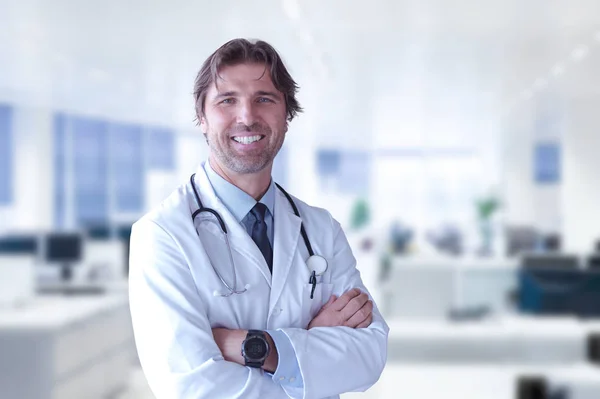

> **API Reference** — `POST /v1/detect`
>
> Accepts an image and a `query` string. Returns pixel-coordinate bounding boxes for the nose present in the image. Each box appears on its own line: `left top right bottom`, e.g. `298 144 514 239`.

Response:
236 99 257 126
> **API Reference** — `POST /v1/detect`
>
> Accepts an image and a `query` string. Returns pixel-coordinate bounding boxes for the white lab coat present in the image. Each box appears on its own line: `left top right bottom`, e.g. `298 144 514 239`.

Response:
128 164 389 399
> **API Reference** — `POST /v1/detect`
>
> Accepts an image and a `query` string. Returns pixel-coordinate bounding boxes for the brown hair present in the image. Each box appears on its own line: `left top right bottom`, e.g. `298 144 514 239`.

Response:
193 38 303 124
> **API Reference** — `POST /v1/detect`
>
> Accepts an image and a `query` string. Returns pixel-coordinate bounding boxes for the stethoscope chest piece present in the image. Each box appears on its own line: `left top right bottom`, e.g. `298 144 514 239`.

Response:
307 255 328 276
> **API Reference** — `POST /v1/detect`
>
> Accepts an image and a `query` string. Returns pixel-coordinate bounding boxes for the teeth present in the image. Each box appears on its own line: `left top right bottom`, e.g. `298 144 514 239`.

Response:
233 135 262 144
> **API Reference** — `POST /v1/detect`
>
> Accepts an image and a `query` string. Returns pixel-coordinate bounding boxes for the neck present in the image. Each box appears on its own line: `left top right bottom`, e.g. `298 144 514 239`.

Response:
208 156 272 200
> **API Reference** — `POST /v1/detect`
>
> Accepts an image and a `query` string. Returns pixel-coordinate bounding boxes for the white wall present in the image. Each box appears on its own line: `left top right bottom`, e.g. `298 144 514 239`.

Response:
562 96 600 253
502 92 563 235
0 106 54 232
144 131 207 213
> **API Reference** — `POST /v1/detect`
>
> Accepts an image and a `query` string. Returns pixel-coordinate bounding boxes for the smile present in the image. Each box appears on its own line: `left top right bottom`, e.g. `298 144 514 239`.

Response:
232 135 264 144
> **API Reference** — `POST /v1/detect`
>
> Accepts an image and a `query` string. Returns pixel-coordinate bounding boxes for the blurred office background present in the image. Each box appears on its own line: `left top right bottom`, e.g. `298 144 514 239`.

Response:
1 0 600 398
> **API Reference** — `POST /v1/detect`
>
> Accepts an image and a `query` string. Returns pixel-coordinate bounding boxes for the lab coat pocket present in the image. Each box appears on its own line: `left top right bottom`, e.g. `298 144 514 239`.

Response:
301 283 334 326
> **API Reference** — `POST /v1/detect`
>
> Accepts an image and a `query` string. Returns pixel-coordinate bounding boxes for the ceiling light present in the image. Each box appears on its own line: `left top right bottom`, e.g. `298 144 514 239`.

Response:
571 45 589 61
551 63 565 77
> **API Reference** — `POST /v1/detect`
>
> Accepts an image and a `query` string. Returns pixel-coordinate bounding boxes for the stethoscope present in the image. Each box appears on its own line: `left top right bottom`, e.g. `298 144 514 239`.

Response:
190 174 328 298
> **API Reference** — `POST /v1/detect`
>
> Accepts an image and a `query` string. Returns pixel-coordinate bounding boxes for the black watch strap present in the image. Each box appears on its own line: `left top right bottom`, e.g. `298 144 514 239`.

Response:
245 360 262 368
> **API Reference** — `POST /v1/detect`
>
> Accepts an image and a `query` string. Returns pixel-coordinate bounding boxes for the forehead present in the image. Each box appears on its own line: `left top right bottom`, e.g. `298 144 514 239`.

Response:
210 62 280 94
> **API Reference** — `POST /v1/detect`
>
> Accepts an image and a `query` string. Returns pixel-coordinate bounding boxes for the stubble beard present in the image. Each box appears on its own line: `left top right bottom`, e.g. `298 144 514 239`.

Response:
207 123 285 175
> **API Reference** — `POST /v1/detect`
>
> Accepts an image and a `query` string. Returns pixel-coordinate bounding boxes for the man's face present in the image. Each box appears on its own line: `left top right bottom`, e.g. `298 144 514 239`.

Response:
200 62 288 175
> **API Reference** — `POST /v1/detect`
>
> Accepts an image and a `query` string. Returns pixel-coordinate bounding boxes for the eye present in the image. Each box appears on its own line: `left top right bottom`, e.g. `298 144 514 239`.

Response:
257 97 274 103
220 98 234 105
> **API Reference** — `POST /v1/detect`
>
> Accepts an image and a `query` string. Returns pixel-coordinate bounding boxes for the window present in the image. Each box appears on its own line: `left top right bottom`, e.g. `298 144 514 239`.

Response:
317 149 371 196
146 127 175 170
109 122 144 212
0 104 13 205
53 113 179 228
72 116 109 226
534 142 560 184
53 113 67 227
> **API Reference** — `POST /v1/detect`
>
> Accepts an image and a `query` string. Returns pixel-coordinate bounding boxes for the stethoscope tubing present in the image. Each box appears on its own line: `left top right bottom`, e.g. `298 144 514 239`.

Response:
190 173 321 297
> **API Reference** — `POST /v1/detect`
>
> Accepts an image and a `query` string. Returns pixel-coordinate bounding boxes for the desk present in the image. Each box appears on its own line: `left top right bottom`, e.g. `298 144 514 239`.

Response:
0 294 134 399
388 315 600 365
382 256 518 319
0 255 35 307
352 363 600 399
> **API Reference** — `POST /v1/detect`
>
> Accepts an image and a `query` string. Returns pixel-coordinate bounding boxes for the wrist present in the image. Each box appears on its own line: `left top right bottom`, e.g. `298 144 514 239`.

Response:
262 331 278 373
227 329 248 365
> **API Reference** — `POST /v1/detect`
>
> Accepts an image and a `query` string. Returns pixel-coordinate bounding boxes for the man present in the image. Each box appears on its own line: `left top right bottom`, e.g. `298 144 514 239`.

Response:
129 38 389 399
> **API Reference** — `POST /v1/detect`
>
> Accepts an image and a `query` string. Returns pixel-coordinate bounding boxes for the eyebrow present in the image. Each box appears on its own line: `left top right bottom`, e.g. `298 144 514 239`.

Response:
213 90 282 100
214 91 238 100
255 90 282 100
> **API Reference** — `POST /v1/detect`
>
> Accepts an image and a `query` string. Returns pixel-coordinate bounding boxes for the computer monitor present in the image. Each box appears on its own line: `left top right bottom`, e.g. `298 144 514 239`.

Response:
542 233 561 252
589 255 600 270
45 233 83 282
116 225 133 276
518 267 600 318
0 235 39 255
85 225 112 241
505 226 539 257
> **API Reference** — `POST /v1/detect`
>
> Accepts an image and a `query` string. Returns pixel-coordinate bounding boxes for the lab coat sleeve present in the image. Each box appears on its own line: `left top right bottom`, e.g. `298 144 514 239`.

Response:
128 218 289 399
278 216 390 399
266 329 303 388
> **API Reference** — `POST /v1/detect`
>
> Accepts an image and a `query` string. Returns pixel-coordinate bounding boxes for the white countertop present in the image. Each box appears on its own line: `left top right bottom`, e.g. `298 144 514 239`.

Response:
371 363 600 399
390 256 519 270
388 314 600 338
0 293 128 330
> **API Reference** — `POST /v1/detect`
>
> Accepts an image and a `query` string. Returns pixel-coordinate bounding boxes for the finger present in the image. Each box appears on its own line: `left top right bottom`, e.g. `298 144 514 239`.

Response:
315 295 337 316
340 293 369 321
321 295 337 311
344 300 373 328
330 288 361 311
356 313 373 329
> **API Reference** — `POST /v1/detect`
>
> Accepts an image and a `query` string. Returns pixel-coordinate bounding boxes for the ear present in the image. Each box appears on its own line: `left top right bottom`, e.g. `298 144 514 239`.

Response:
199 115 208 134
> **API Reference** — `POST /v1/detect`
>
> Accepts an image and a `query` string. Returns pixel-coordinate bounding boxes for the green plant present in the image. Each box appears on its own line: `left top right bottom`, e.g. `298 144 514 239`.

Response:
476 196 500 221
350 198 370 230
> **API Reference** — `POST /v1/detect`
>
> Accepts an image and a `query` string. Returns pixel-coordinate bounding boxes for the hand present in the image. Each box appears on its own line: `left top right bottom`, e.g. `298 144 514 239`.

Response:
308 288 373 329
212 328 246 365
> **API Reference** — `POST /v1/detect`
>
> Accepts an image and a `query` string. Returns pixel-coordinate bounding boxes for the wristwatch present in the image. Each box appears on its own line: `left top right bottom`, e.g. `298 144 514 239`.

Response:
241 330 270 368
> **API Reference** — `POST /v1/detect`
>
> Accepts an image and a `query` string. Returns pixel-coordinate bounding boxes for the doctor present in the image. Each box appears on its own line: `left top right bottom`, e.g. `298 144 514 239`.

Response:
128 38 389 399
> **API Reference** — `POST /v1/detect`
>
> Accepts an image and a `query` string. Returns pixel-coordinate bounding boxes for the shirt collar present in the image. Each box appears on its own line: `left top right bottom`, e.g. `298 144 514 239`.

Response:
203 160 275 223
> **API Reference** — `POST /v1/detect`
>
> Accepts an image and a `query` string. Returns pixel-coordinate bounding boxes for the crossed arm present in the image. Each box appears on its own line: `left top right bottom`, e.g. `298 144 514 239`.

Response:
212 288 374 372
130 218 388 399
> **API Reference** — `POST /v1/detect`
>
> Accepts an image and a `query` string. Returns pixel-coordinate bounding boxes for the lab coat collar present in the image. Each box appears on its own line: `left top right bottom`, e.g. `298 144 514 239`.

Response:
192 163 272 286
268 187 302 316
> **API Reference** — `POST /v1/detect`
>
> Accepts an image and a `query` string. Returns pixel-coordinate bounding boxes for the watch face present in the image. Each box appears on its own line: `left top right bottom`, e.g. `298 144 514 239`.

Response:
243 337 268 360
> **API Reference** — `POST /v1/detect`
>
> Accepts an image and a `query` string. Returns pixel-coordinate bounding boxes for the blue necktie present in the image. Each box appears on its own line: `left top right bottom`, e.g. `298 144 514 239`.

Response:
249 203 273 272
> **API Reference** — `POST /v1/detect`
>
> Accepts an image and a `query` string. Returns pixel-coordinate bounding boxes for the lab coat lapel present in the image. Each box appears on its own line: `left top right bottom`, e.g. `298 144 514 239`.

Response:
269 190 301 314
192 165 272 287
